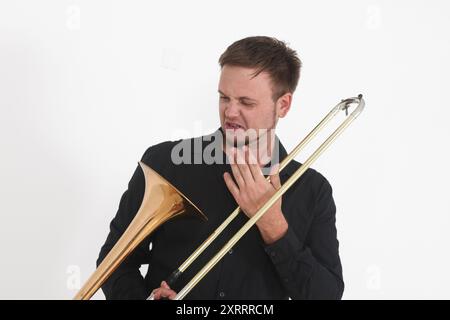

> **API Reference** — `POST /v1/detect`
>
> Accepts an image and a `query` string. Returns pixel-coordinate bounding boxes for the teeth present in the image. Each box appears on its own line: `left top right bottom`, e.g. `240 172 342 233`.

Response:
228 123 242 129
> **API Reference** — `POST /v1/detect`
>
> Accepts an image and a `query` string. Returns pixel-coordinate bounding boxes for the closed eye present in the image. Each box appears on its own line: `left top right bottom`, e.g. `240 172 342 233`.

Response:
219 95 255 107
240 100 255 107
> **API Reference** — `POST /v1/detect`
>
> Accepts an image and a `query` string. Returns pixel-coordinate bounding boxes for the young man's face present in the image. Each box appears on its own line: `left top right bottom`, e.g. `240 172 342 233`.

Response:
218 65 292 149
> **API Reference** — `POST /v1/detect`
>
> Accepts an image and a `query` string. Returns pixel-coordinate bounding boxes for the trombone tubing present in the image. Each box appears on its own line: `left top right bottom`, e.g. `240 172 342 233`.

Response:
174 95 364 300
148 95 363 300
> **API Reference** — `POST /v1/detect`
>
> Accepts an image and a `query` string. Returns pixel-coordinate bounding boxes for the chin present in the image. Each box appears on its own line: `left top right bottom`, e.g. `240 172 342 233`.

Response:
223 132 247 148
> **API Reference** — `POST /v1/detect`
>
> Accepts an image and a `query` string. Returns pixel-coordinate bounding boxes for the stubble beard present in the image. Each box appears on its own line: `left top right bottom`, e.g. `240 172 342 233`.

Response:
222 106 278 164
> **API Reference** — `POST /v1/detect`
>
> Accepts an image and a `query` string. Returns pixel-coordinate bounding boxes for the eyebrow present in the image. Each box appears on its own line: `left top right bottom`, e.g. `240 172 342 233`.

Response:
218 90 258 102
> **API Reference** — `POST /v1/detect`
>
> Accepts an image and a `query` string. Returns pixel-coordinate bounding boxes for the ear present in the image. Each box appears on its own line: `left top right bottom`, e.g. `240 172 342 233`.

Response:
276 92 293 118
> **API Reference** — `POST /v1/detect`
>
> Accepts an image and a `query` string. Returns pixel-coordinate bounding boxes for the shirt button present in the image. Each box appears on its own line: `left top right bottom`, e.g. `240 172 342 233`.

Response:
219 291 225 298
228 249 233 255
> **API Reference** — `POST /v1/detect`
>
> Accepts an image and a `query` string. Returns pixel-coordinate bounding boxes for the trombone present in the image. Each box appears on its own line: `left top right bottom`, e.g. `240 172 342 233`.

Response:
74 94 365 300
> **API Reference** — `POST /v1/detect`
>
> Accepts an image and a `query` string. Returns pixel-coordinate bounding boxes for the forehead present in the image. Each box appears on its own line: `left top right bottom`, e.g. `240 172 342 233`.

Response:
218 65 273 99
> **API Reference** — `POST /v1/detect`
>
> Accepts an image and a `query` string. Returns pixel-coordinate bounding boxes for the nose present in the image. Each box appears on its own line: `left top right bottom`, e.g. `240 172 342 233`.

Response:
224 100 240 119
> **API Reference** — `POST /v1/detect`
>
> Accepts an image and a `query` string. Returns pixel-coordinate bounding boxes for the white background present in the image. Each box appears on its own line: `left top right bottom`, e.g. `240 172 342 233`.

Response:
0 0 449 299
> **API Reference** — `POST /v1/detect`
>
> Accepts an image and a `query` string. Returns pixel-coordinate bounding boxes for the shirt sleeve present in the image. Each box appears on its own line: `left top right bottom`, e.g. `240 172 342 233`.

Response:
96 151 154 300
263 177 344 300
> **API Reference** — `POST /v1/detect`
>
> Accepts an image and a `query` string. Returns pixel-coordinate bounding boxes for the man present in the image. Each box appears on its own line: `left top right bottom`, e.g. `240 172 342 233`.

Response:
97 36 344 300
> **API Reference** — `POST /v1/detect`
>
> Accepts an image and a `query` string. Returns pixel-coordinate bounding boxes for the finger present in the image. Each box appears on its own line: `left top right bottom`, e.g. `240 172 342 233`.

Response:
161 281 170 289
269 164 281 190
235 146 254 184
225 145 236 165
153 289 161 300
163 288 177 300
247 147 265 182
158 288 177 299
168 290 177 300
224 172 240 200
230 149 245 188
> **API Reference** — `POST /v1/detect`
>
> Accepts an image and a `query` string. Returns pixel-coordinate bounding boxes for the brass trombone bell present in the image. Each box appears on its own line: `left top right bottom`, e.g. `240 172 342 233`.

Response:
73 162 206 300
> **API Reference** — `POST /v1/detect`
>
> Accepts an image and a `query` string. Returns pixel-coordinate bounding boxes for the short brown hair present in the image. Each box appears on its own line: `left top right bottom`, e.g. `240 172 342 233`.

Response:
219 36 302 101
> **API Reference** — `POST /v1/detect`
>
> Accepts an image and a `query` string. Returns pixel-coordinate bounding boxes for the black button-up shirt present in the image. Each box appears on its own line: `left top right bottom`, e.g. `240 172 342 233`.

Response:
97 130 344 300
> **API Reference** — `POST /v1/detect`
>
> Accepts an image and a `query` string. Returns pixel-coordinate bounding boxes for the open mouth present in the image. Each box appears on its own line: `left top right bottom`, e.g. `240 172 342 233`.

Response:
224 121 245 130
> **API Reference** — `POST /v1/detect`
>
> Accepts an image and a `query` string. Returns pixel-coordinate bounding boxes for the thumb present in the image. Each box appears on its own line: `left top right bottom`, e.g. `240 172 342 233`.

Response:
161 281 170 289
269 164 281 190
